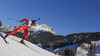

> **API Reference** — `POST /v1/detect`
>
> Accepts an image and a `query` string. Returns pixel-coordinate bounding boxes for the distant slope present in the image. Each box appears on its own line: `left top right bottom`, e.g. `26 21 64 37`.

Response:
0 33 57 56
76 41 100 56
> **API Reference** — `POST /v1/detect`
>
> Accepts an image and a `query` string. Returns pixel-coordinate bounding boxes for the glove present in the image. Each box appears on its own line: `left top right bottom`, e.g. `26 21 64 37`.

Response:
20 20 23 22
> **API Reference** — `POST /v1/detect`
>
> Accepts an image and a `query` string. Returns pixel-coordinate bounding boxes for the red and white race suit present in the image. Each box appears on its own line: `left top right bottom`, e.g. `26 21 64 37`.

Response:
8 19 36 41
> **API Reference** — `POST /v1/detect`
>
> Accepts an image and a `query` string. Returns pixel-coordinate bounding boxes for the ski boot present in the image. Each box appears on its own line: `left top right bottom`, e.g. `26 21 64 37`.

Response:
4 34 9 38
20 40 25 45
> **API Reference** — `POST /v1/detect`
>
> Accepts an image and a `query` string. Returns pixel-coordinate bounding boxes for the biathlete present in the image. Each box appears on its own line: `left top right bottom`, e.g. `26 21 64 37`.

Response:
4 18 40 44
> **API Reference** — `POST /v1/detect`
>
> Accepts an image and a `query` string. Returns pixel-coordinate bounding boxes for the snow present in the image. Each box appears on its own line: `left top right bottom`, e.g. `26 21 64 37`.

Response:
30 24 58 35
54 44 78 52
45 47 54 51
91 41 100 54
76 47 88 56
0 33 57 56
95 54 100 56
76 41 100 56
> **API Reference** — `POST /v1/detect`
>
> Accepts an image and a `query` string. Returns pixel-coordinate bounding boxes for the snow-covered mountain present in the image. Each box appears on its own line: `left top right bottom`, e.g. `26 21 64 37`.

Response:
1 24 58 35
75 41 100 56
52 41 100 56
0 33 57 56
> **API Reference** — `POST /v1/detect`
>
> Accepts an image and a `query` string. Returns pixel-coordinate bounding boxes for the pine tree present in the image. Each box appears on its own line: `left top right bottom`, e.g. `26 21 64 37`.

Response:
0 20 2 32
87 43 96 56
0 20 2 27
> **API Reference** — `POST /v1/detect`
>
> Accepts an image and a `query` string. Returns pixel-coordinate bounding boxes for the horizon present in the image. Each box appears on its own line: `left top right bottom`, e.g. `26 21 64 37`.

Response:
0 0 100 36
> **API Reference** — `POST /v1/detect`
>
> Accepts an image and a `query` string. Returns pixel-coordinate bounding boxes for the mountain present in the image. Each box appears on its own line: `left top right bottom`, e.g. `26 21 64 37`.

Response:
1 24 58 35
0 33 57 56
51 32 100 56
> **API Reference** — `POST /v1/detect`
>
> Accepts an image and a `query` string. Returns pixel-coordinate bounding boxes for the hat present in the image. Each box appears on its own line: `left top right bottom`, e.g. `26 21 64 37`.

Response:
32 20 37 24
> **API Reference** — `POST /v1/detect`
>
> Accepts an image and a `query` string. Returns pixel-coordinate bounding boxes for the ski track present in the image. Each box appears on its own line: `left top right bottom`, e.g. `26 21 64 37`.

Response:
0 33 57 56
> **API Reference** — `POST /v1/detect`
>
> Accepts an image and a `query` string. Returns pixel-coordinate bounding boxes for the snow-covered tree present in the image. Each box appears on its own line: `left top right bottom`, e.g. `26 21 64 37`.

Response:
87 43 96 56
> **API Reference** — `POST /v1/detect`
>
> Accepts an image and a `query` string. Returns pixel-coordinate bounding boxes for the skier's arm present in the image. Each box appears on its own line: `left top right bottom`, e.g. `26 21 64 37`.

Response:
21 19 29 22
20 19 29 25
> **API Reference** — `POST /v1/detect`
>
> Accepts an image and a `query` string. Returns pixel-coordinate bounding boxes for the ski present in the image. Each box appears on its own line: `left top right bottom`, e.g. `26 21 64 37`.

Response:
20 42 31 48
10 38 32 48
2 37 9 44
0 33 9 44
10 38 40 53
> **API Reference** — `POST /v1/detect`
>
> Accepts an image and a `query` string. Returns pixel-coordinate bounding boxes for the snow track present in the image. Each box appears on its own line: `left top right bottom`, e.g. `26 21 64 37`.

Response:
0 33 57 56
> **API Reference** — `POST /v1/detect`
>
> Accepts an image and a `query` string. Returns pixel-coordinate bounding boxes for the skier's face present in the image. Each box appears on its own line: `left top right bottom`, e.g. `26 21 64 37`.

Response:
32 21 37 24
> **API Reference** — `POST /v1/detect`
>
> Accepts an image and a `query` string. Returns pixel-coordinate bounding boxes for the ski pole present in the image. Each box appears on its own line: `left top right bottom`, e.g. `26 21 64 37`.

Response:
37 18 40 20
35 18 40 21
5 17 40 22
5 17 20 22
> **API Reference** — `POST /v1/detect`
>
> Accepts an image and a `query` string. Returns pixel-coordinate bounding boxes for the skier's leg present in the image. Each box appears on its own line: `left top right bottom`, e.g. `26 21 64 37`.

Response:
5 25 25 38
21 28 30 42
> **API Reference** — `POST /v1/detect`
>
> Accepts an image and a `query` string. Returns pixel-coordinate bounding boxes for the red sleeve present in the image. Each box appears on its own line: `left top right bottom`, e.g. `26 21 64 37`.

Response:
22 19 29 22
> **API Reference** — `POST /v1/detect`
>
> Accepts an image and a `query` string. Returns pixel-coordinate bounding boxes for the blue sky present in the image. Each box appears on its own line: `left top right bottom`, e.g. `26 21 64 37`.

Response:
0 0 100 36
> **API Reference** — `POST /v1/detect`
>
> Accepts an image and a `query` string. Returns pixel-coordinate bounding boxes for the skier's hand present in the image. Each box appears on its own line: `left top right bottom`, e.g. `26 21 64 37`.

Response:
20 20 23 22
38 18 40 20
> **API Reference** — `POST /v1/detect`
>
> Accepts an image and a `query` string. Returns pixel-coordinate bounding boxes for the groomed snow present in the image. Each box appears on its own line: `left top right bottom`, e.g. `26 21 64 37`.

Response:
0 33 57 56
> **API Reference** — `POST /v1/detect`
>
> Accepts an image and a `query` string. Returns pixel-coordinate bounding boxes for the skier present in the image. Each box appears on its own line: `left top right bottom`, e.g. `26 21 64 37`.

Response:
4 18 40 44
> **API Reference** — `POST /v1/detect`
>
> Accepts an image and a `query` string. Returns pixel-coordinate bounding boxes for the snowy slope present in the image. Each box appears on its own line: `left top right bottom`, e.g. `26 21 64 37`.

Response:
0 33 57 56
54 44 77 52
75 43 90 56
